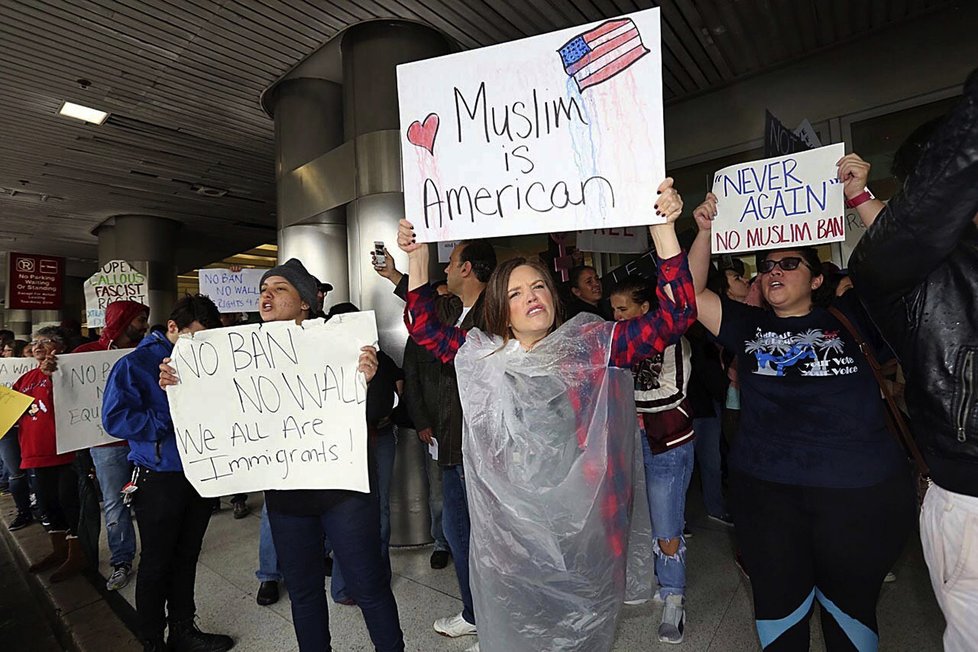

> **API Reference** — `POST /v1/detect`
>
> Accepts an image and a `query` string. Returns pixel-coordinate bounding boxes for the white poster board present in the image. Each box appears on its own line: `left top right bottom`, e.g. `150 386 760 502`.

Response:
198 268 265 313
165 314 379 497
398 8 665 243
84 260 147 328
53 349 129 453
576 226 649 253
710 143 846 254
0 358 36 389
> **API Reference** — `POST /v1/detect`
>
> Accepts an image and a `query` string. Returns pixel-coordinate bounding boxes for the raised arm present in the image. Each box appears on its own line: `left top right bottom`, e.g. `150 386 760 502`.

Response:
837 153 886 229
687 193 723 336
610 178 698 368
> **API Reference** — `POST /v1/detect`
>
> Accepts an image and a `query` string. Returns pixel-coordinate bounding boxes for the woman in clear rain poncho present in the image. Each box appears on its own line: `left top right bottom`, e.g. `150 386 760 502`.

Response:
397 178 697 652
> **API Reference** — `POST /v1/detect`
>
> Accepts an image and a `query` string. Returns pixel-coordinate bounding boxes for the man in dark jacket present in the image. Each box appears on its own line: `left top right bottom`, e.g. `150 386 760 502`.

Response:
848 70 978 650
102 294 233 652
373 240 495 645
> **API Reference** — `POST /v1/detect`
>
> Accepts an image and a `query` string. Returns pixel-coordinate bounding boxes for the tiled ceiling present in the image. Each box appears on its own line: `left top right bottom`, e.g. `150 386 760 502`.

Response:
0 0 957 288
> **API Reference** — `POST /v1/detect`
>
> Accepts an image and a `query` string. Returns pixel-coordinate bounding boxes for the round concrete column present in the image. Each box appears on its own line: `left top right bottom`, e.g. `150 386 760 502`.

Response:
5 309 32 340
278 223 349 307
109 216 181 327
341 21 453 547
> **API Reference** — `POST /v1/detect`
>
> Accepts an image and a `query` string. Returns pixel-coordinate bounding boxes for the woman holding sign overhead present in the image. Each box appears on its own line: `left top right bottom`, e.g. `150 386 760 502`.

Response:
161 258 404 652
398 177 695 652
687 191 914 651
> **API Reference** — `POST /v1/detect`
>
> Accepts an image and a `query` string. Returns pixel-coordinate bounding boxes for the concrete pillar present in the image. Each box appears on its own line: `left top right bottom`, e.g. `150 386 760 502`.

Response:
5 309 31 340
98 216 181 327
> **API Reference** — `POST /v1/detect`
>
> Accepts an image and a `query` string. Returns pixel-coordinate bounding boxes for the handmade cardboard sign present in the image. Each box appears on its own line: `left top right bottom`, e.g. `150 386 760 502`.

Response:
398 8 665 243
84 260 147 328
0 387 33 440
53 350 129 453
0 358 35 389
165 313 379 497
710 143 846 254
198 268 265 313
577 226 649 253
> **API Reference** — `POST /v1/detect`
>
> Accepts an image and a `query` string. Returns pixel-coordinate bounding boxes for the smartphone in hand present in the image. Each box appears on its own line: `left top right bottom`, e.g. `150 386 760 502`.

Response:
372 241 386 269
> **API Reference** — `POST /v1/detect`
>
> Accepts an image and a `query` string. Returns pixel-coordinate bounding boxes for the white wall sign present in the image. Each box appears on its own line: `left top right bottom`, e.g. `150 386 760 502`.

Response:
84 260 147 328
710 143 846 254
0 358 35 389
198 268 265 313
398 9 665 243
165 313 379 497
576 226 648 253
53 349 129 453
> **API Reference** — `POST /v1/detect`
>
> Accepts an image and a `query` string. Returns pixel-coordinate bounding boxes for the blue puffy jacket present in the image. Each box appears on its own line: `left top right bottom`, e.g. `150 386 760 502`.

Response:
102 330 184 472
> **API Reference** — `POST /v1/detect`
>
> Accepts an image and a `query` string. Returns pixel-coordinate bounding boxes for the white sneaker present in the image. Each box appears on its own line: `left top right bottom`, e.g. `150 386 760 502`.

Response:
433 613 477 637
106 563 131 591
884 571 897 583
464 642 480 652
658 594 685 644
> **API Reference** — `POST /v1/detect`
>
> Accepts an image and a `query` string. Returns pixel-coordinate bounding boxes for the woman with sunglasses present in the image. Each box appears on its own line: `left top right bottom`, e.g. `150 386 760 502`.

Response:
688 192 915 652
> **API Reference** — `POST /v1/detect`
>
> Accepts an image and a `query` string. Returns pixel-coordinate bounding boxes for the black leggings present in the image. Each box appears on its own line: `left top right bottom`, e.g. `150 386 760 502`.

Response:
32 463 80 536
731 469 915 651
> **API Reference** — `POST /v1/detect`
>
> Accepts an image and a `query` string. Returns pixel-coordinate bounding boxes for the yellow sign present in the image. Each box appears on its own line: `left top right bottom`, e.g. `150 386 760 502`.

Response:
0 386 33 440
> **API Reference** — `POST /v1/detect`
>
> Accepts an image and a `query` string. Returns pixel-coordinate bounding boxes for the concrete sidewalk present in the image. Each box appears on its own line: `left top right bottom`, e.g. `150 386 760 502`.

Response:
0 489 945 651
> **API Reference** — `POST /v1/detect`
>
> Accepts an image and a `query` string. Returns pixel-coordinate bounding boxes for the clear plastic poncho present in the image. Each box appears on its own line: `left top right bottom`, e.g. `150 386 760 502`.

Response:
455 313 654 652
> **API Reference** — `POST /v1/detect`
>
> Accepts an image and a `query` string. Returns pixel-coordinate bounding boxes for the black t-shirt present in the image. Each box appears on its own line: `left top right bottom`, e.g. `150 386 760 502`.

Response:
716 294 905 488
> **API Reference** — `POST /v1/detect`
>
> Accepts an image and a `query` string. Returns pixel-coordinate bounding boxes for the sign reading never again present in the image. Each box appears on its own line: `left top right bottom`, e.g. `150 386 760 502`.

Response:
165 313 379 497
398 8 665 243
710 143 846 254
53 349 129 453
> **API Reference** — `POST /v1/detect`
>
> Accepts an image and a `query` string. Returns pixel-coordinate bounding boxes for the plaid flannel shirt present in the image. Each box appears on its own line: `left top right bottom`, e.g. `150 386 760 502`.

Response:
405 251 697 565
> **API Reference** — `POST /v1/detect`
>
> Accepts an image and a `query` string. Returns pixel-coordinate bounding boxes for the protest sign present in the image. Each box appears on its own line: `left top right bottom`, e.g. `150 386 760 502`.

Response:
166 313 379 497
577 226 648 254
0 358 35 389
398 9 665 243
198 268 265 313
710 143 846 255
84 260 147 328
764 110 811 158
53 350 129 453
0 387 33 440
794 119 823 150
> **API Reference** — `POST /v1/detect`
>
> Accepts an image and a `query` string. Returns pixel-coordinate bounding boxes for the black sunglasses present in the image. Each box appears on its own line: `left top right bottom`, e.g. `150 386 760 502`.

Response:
758 257 809 274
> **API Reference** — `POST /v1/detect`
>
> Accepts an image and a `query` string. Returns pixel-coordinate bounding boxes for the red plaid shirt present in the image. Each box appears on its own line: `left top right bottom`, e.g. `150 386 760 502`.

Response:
405 252 697 571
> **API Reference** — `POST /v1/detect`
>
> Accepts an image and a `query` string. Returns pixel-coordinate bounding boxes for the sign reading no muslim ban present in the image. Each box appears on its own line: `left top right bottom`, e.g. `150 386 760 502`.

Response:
198 268 265 313
7 252 65 310
84 260 147 328
710 143 846 255
53 350 129 453
165 313 379 497
398 8 665 243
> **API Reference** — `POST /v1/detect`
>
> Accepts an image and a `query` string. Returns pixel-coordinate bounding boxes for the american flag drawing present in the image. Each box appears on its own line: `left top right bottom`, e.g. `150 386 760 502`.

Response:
558 18 650 92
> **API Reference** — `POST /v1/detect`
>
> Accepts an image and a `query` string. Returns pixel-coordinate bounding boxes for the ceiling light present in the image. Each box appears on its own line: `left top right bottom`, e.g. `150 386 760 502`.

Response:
58 101 109 124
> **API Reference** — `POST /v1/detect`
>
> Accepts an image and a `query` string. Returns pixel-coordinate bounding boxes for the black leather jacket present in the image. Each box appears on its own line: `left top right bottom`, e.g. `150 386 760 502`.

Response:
850 73 978 497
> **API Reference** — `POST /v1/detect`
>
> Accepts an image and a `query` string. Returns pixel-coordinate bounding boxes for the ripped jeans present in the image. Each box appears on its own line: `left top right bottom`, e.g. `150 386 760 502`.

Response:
640 436 694 598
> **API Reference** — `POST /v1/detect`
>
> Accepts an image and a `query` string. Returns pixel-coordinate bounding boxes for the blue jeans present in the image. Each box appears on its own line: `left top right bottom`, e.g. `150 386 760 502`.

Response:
442 464 475 625
331 428 396 601
90 445 136 566
256 502 283 582
426 453 449 552
642 436 694 597
268 492 404 652
693 411 727 518
0 429 30 516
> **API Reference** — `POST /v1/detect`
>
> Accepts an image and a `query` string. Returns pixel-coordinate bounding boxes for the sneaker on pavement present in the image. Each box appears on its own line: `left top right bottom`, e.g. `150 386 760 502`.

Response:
8 512 33 531
707 513 735 527
106 563 132 591
884 571 897 583
658 594 686 644
430 549 450 569
232 500 251 519
434 613 477 638
464 642 480 652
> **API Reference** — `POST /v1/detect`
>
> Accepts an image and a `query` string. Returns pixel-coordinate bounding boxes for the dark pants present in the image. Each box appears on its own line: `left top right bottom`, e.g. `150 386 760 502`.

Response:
442 464 475 625
731 470 915 651
74 449 102 567
0 429 30 515
268 491 403 652
132 468 215 639
32 463 79 535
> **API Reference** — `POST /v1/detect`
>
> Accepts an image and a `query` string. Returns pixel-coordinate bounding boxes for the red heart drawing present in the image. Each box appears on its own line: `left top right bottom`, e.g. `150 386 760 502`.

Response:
406 113 439 155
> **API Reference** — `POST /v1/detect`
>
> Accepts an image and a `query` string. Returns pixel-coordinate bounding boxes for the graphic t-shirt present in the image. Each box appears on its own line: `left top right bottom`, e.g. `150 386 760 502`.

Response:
716 294 905 488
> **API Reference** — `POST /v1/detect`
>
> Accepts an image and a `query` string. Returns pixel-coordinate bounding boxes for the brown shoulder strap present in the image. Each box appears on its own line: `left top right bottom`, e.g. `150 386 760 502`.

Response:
828 306 930 477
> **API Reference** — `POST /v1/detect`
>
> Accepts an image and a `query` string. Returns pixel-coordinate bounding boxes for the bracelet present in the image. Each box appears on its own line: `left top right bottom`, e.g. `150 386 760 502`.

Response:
845 189 875 209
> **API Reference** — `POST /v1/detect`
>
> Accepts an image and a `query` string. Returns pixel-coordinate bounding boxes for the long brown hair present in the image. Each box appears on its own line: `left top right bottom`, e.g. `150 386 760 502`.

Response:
483 257 564 347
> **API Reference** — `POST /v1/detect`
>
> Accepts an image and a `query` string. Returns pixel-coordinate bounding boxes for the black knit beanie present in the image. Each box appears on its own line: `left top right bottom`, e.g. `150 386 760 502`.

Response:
260 258 319 312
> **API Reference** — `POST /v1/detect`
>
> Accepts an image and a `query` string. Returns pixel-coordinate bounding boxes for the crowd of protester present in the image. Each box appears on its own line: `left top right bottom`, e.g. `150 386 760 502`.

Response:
1 73 976 652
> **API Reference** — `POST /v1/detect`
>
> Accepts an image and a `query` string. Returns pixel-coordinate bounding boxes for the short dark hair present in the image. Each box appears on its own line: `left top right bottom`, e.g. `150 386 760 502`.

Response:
10 339 28 356
0 329 14 342
756 248 835 308
169 294 221 330
609 275 655 307
326 302 359 320
458 240 497 283
568 265 597 289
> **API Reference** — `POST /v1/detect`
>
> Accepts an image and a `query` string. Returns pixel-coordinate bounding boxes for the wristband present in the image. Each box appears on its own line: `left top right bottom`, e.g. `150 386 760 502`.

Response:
845 189 874 209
